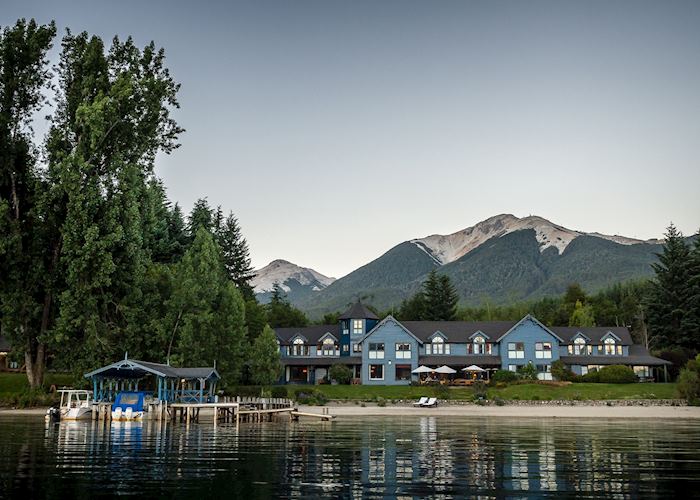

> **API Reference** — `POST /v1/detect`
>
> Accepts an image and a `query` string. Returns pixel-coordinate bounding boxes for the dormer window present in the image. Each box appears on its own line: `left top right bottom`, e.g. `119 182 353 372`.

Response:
319 338 338 356
291 338 308 356
470 336 491 355
568 337 591 355
352 319 363 335
426 336 450 355
603 337 621 355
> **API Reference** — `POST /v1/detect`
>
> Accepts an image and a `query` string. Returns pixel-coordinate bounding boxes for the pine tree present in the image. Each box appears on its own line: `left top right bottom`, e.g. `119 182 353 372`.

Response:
646 224 691 349
680 234 700 350
266 283 308 328
422 270 458 321
249 325 281 386
216 212 256 299
569 300 596 327
187 198 214 238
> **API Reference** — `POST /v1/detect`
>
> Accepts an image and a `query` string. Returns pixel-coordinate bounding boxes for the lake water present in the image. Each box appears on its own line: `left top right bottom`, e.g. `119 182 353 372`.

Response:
1 415 699 498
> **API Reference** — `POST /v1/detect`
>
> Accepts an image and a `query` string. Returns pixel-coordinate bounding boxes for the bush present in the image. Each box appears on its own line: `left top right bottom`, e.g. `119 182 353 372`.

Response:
551 360 576 382
471 381 488 401
270 386 288 398
291 387 328 406
376 397 386 407
678 356 700 405
329 364 353 385
491 370 518 383
494 397 505 406
434 385 451 400
580 370 601 383
519 362 538 381
597 365 637 384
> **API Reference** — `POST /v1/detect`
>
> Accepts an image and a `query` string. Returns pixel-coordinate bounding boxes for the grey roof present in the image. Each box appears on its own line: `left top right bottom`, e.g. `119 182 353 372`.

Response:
0 336 10 352
419 355 502 367
401 321 517 343
275 324 340 345
560 345 671 366
84 359 220 380
338 302 379 320
280 357 362 366
551 326 634 345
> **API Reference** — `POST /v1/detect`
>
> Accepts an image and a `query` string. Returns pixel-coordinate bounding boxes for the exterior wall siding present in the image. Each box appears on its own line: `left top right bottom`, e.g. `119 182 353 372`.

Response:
361 319 419 385
499 317 561 370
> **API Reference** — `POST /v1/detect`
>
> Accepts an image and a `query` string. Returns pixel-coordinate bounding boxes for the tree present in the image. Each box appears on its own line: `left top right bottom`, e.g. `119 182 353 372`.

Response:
569 300 596 327
647 224 692 349
678 355 700 405
249 325 281 386
164 228 247 384
216 212 256 299
329 364 353 384
0 20 57 388
680 234 700 351
398 290 427 321
423 270 458 321
266 283 308 328
187 198 214 238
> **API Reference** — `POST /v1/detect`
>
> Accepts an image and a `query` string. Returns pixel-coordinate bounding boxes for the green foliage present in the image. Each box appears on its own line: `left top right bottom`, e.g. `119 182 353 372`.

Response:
519 362 538 381
569 300 596 327
551 360 576 382
329 364 353 385
491 369 519 383
677 355 700 405
266 283 309 328
580 370 601 383
291 387 328 406
595 365 637 384
471 380 488 400
434 384 451 400
397 270 458 321
249 326 281 386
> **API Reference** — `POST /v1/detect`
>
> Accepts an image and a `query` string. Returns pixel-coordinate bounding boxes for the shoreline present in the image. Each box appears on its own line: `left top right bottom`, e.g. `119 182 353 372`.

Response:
3 402 700 420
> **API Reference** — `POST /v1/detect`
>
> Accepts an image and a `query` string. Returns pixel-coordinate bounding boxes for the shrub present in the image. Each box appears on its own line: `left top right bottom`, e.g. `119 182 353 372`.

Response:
291 387 327 405
519 362 538 381
329 364 353 385
491 370 518 383
678 356 700 405
270 386 288 398
551 360 576 382
597 365 637 384
581 370 601 383
471 381 488 401
494 397 505 406
434 385 451 400
376 397 387 407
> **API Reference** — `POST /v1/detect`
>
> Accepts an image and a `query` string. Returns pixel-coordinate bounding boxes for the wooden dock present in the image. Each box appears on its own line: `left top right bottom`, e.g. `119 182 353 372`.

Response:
91 396 335 425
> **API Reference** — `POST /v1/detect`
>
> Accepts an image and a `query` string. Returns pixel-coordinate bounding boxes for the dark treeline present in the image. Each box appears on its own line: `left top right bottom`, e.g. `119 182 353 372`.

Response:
0 19 280 388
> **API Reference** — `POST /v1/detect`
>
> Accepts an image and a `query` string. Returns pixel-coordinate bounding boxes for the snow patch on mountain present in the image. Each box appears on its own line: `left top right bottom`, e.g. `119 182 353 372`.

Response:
411 214 655 265
252 259 336 294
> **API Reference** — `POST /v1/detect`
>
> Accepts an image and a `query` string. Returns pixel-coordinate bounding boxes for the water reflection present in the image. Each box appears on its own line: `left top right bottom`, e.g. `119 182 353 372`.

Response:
1 415 699 498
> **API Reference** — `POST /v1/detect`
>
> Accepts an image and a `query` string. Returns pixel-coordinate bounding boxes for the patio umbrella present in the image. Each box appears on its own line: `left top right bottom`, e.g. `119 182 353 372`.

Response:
412 365 435 374
434 365 457 374
462 365 485 372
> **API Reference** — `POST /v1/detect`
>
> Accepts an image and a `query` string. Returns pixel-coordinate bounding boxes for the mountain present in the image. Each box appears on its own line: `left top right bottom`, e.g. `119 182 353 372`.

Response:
252 259 335 303
291 214 666 317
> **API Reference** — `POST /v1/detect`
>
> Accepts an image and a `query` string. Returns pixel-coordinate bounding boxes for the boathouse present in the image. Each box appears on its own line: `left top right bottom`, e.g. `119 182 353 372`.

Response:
84 356 220 403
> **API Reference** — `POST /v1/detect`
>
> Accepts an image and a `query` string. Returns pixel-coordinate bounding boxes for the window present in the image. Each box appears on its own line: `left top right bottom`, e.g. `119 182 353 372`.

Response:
342 321 349 335
395 343 411 359
291 338 308 356
568 337 591 356
634 366 650 378
471 336 491 355
352 342 362 353
353 319 363 335
603 338 621 355
319 338 338 356
536 364 552 381
369 364 384 380
508 364 517 372
580 366 589 376
535 342 552 359
368 343 385 360
342 344 349 353
508 342 525 359
395 365 412 381
428 336 450 355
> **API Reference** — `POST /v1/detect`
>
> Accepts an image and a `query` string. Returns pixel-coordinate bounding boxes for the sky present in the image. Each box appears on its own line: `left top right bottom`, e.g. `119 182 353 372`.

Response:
4 0 700 278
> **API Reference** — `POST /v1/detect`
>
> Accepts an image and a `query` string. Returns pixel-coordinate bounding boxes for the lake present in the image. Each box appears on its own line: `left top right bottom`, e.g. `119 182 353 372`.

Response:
1 415 699 498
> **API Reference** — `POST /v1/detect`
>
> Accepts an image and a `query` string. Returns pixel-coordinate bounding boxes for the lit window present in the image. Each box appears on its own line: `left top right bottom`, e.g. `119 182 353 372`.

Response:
352 342 362 353
508 342 525 359
471 336 491 355
568 337 590 356
353 320 363 335
369 364 384 380
430 336 450 355
291 338 308 356
368 343 385 360
603 338 619 355
319 338 338 356
395 343 411 359
342 344 349 353
535 342 552 359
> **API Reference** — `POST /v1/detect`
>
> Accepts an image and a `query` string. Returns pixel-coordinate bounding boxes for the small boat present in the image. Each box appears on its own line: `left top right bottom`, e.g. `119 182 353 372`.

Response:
46 390 93 422
111 391 148 421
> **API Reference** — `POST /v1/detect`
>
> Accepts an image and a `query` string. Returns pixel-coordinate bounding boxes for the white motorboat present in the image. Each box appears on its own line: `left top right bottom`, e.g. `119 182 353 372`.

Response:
46 390 93 421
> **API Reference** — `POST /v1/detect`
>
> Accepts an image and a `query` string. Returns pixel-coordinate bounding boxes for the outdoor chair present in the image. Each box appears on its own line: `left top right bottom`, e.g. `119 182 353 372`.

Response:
413 397 428 407
422 397 438 407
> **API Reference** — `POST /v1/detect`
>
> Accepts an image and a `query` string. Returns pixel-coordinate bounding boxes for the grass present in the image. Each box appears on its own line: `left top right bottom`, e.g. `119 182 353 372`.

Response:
0 372 75 401
286 382 679 402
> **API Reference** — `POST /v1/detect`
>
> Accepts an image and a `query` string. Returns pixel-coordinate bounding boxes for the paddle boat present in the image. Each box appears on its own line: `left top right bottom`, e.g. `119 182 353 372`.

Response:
111 391 149 421
45 390 93 422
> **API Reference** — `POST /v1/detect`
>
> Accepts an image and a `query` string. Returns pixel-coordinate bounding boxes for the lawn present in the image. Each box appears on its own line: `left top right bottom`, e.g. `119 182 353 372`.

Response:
289 382 679 402
0 372 75 399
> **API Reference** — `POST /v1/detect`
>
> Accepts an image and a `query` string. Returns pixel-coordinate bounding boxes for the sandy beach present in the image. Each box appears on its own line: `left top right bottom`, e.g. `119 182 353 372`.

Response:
4 403 699 420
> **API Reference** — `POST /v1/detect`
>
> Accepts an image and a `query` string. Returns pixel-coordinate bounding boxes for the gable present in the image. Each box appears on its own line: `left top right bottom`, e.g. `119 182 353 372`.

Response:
600 331 622 342
360 316 423 345
428 330 447 341
469 330 490 341
318 332 338 343
496 315 564 343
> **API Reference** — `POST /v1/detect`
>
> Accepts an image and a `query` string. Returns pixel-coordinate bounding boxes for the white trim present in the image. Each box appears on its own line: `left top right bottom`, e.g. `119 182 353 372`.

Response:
359 315 424 345
496 315 564 343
